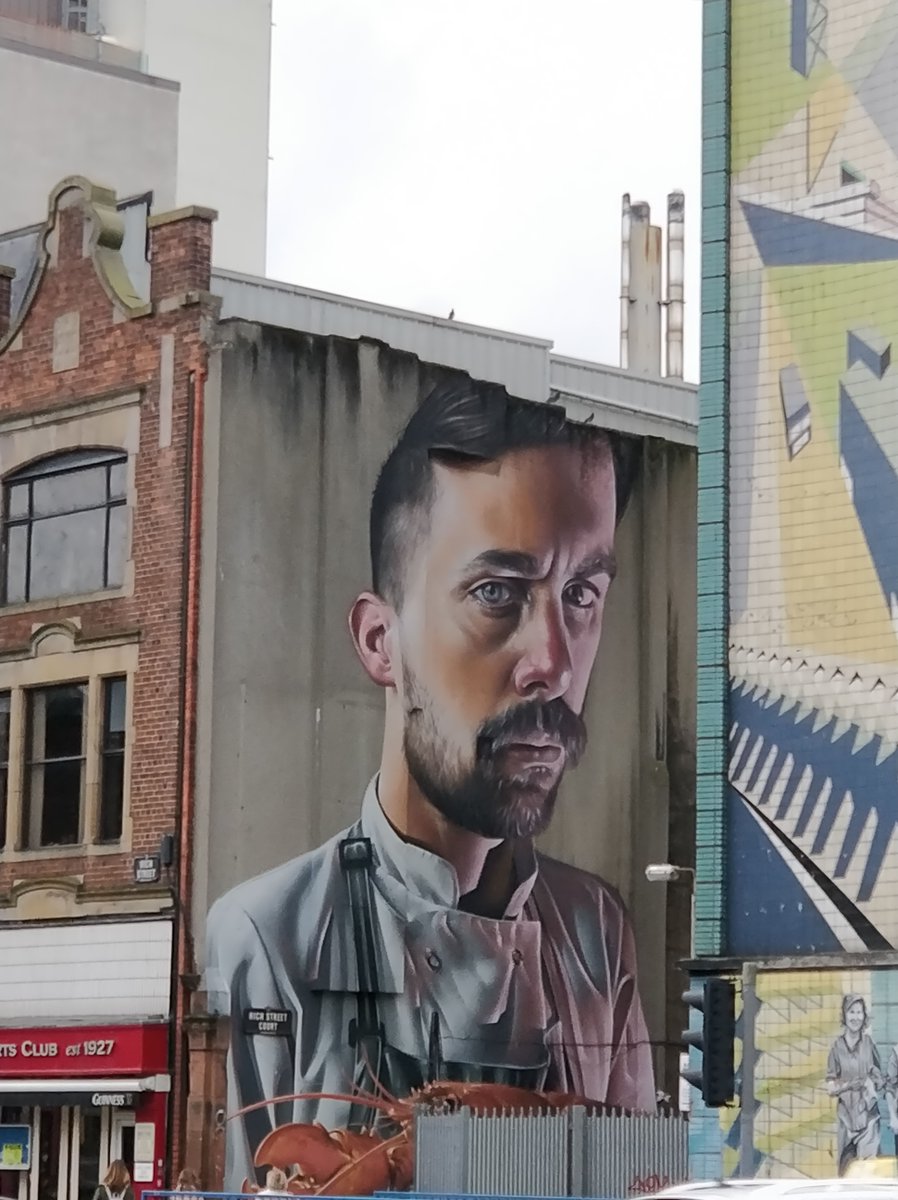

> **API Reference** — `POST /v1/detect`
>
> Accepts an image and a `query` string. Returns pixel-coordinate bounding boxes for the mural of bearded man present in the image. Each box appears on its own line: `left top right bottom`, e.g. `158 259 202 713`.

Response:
205 379 656 1187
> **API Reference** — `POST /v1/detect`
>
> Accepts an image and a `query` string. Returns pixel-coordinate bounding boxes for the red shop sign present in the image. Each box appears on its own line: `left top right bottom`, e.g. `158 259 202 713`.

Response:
0 1023 168 1078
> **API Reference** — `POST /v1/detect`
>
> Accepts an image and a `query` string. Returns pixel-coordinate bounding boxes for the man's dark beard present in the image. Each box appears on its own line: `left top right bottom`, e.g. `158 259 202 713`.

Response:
403 678 587 839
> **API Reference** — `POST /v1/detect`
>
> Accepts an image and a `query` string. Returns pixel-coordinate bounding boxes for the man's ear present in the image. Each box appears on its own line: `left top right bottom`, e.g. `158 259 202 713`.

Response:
349 592 397 688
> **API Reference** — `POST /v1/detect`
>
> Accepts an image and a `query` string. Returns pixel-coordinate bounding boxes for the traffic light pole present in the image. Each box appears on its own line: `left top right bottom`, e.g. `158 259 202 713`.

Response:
738 962 758 1178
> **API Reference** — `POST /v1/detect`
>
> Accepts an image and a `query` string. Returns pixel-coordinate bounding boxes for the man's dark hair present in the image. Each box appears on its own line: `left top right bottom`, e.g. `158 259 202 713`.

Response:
370 378 638 603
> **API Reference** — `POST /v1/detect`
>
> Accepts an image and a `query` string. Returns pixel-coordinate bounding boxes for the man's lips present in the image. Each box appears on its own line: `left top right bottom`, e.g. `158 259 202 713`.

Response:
495 741 564 767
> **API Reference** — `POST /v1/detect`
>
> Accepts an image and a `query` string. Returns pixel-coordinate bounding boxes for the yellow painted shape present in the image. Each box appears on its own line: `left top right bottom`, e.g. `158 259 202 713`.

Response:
731 0 834 174
806 74 855 189
758 1111 831 1150
766 263 898 429
722 1146 740 1177
760 289 898 663
757 971 847 999
846 1158 898 1178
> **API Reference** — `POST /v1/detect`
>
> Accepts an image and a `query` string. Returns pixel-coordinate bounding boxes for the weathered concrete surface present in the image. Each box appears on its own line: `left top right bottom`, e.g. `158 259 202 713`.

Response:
193 322 696 1090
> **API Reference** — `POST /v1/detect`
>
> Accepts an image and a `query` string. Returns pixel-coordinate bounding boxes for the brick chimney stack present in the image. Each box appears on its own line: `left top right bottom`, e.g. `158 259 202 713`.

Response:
148 206 218 303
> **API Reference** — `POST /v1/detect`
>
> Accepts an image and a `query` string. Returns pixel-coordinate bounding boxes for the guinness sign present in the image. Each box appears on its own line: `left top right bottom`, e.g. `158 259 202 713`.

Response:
91 1093 133 1108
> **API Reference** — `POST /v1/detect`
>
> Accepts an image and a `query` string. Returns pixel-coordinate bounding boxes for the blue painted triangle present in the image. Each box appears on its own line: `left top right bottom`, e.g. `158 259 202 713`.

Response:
741 200 898 266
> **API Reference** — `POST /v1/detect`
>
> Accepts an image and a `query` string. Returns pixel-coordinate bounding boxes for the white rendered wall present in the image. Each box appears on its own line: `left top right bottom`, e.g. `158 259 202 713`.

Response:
100 0 272 274
0 44 178 233
0 920 172 1020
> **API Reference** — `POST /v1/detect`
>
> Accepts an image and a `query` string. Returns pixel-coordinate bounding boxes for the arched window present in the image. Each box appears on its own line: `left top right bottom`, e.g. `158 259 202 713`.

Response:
3 449 128 605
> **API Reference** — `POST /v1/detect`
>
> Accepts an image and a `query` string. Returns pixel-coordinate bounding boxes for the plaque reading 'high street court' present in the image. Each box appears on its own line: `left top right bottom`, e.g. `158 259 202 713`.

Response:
242 1009 293 1037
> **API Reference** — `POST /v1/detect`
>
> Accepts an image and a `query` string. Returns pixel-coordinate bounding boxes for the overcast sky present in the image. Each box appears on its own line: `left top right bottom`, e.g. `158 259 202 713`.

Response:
267 0 702 383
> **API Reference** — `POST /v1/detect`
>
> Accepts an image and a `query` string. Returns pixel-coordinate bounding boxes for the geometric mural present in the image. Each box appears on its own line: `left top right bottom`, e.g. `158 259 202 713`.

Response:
728 0 898 958
694 0 898 1181
791 0 827 78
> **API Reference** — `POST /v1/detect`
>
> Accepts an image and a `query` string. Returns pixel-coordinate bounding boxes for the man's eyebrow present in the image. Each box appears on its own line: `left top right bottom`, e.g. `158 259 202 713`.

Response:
575 551 617 580
459 549 617 580
461 550 542 576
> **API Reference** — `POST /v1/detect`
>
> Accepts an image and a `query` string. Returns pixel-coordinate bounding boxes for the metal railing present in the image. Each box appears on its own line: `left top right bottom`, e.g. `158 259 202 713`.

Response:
145 1194 275 1200
144 1191 620 1200
143 1108 687 1200
415 1109 689 1198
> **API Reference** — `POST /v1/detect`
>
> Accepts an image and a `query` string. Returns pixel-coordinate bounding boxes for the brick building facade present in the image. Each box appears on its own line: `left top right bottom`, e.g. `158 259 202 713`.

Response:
0 177 215 1198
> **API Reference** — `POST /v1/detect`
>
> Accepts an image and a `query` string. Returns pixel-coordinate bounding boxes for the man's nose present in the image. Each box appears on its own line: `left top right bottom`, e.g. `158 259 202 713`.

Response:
511 600 573 700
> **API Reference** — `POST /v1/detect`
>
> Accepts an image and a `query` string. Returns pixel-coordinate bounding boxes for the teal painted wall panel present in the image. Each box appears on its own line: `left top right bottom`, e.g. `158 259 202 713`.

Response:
696 0 730 961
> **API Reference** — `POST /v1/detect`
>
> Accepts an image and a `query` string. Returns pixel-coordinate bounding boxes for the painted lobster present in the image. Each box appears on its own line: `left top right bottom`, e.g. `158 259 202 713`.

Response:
234 1081 610 1196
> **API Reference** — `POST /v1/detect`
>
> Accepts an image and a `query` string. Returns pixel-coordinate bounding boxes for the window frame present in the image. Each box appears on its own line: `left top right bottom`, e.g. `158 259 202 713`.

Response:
63 0 96 33
0 647 135 859
97 675 127 845
23 680 89 851
2 448 129 608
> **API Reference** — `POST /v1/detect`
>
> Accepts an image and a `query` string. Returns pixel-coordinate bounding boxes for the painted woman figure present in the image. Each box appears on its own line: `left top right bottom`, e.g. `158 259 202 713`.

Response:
826 994 883 1173
885 1042 898 1154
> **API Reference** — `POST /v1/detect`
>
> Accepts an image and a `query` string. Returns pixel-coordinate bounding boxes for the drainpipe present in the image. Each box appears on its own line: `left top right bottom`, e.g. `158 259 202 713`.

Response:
169 358 206 1171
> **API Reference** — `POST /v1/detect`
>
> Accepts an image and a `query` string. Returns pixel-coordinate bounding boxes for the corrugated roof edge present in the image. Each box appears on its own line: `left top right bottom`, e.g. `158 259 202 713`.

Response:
211 269 553 349
549 353 698 443
210 269 698 444
551 351 697 394
550 389 697 447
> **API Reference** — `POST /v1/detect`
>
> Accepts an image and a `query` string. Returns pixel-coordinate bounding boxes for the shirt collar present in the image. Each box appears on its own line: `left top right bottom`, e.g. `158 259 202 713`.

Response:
360 775 539 918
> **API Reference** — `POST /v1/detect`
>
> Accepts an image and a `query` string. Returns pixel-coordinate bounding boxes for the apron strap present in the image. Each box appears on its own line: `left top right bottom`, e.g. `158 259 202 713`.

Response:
427 1010 445 1083
339 836 387 1127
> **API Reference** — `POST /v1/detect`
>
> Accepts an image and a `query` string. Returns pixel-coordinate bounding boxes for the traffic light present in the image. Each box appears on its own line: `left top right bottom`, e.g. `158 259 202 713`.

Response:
681 977 736 1107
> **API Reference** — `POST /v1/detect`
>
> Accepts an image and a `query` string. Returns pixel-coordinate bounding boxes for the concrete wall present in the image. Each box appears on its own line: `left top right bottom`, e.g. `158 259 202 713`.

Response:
100 0 271 275
193 322 697 1090
0 41 178 232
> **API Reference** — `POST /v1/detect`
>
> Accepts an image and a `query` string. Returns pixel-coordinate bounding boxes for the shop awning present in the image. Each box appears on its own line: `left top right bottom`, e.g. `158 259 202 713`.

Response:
0 1074 170 1106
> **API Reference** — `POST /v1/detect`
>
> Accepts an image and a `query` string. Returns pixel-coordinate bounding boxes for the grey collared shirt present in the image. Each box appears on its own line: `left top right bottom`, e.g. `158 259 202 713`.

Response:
206 778 656 1187
826 1033 882 1132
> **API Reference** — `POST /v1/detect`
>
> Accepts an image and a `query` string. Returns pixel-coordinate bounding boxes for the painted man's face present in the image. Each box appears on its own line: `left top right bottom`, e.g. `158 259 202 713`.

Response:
845 1001 866 1033
395 440 617 840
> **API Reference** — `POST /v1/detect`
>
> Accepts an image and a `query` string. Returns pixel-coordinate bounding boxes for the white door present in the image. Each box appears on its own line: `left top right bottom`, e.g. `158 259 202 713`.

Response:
69 1106 107 1200
108 1113 135 1174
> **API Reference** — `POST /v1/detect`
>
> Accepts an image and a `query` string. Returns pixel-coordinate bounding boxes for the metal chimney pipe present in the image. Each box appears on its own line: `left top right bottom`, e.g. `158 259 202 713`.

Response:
626 199 663 375
620 194 632 371
666 190 685 379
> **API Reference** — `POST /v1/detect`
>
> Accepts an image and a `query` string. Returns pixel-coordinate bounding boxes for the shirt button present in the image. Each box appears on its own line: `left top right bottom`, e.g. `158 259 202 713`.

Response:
425 949 442 971
512 949 524 965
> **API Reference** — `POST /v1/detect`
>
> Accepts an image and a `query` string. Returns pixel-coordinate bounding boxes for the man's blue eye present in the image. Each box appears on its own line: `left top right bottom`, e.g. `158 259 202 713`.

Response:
473 581 515 606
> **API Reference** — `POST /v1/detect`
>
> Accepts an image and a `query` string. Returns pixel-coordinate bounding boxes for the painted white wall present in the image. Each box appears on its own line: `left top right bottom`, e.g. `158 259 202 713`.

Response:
97 0 146 52
100 0 272 274
0 45 178 233
0 920 173 1020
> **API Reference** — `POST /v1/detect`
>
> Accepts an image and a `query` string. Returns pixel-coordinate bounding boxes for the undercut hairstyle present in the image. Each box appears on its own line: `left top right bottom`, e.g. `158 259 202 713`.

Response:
370 378 638 605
